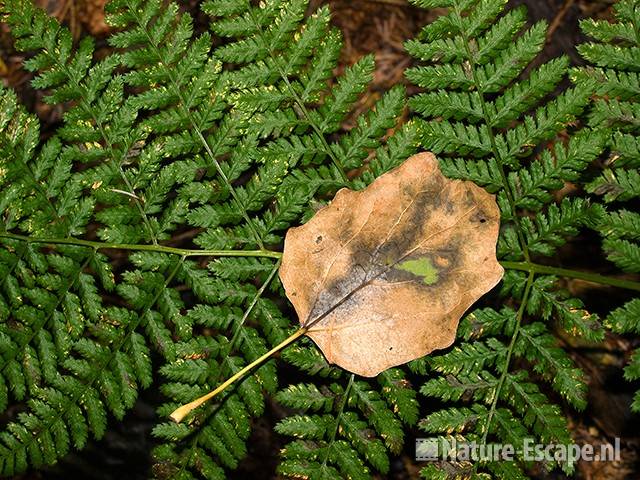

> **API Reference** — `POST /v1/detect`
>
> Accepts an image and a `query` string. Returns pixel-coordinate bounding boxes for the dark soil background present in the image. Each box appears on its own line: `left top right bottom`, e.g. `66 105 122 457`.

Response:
2 0 640 479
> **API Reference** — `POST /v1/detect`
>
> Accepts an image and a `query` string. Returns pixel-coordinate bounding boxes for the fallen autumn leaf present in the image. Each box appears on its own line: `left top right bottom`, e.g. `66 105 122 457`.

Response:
279 152 504 376
169 152 505 422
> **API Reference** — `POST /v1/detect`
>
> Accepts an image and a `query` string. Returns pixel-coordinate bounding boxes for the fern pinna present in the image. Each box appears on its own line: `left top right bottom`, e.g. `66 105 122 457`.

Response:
0 0 420 477
403 0 632 478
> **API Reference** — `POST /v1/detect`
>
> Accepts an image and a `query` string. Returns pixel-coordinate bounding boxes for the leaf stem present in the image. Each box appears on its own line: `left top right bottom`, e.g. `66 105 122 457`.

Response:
170 326 309 423
0 232 282 259
173 257 283 474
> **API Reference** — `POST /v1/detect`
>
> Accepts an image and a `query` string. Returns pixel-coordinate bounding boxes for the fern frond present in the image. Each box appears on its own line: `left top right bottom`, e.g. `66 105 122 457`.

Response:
600 209 640 240
502 371 572 451
0 0 409 474
428 339 509 377
275 371 416 478
522 198 603 256
457 307 518 340
509 129 607 211
605 298 640 410
437 157 503 191
603 238 640 272
421 371 500 404
607 298 640 334
525 275 603 341
419 404 489 434
587 167 640 202
407 0 601 475
516 322 587 409
0 85 137 473
578 0 640 414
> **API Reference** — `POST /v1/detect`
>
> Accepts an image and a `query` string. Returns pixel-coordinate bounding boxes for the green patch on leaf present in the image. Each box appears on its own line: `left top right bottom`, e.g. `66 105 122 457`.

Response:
396 257 439 285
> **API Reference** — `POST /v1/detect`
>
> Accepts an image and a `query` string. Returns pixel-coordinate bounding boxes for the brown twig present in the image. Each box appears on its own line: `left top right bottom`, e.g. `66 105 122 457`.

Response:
547 0 576 43
364 0 407 6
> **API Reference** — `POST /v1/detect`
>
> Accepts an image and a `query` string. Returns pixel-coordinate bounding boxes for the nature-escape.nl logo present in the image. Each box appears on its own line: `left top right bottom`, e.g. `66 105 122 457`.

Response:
416 437 621 463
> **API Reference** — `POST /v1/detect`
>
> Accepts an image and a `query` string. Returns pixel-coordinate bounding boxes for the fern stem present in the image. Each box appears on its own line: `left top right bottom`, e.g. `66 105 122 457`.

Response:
321 373 355 468
115 163 159 245
0 232 282 259
502 260 640 292
479 270 535 446
6 231 637 291
170 326 309 423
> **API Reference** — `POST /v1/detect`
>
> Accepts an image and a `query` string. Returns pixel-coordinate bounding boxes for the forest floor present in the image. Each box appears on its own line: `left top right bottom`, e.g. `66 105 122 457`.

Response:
2 0 639 479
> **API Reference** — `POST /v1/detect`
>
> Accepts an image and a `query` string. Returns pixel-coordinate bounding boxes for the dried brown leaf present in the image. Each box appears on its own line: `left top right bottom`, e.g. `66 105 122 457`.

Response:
279 152 504 376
